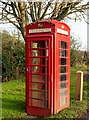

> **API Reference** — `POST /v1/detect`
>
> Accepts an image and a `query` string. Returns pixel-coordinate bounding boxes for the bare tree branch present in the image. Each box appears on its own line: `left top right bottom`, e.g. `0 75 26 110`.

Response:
29 2 35 22
3 14 20 30
40 2 51 20
38 2 41 19
0 1 89 40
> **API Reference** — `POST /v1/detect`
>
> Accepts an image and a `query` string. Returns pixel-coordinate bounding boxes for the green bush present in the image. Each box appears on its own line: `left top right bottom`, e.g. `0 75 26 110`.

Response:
2 30 25 82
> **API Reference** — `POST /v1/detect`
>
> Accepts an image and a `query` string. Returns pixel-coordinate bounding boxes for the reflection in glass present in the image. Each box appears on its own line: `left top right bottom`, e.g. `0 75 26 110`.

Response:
60 98 66 106
61 67 66 73
61 50 66 57
33 66 38 72
60 83 66 90
60 90 66 98
32 41 45 48
47 49 49 56
33 50 38 56
32 83 45 91
32 91 45 99
29 41 31 48
32 75 45 82
32 99 46 108
33 58 39 64
61 41 66 49
61 75 66 81
61 58 66 65
32 66 45 73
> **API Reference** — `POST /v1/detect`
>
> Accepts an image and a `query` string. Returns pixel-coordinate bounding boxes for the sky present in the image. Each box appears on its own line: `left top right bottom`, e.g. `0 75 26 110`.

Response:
0 20 87 51
67 21 87 51
0 0 88 51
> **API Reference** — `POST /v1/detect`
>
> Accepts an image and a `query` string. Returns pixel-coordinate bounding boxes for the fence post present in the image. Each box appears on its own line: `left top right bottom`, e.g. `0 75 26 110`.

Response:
75 71 83 101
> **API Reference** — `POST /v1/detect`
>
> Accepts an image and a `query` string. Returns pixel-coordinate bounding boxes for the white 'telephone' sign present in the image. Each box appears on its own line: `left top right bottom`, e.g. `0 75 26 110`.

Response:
29 28 51 33
57 28 68 35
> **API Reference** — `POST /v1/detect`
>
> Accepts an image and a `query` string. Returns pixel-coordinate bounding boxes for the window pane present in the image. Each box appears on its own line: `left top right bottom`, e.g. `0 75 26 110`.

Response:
32 75 45 82
29 41 31 48
47 49 49 56
61 67 66 73
32 91 45 99
60 98 66 106
60 90 66 98
61 58 66 65
61 41 66 49
32 49 46 57
32 66 45 73
32 83 46 91
32 66 38 72
32 58 49 65
61 75 66 81
60 83 66 90
32 41 45 48
61 50 66 57
33 58 39 64
32 50 38 56
32 99 45 108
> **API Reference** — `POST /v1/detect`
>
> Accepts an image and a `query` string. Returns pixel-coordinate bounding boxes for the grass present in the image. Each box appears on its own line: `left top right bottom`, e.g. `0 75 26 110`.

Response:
2 65 89 119
2 78 26 119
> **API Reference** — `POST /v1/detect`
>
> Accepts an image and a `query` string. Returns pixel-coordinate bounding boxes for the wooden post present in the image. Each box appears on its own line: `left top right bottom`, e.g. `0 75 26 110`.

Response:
75 71 83 101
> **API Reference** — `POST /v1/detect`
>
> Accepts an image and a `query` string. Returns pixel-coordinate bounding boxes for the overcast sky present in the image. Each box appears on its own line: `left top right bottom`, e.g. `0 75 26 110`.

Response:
67 21 87 51
0 20 87 51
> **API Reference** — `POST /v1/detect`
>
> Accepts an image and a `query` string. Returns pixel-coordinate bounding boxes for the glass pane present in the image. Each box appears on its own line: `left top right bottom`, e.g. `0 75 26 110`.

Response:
33 58 39 64
47 49 49 56
32 91 45 99
47 58 48 65
60 98 66 106
32 49 45 57
32 75 45 82
29 41 31 48
61 58 66 65
60 90 66 98
45 75 49 82
32 41 45 48
32 99 45 108
33 50 38 56
60 75 66 81
32 66 45 73
61 41 66 49
32 83 46 91
32 58 48 65
61 67 66 73
60 83 66 90
32 42 38 48
32 66 38 72
61 50 66 57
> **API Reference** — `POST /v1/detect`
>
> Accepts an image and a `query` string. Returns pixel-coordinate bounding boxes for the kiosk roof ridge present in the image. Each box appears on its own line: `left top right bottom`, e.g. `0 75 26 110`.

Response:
26 19 70 30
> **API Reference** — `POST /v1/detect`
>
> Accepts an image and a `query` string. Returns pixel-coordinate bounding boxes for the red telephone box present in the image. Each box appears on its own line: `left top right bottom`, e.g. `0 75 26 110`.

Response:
25 20 70 117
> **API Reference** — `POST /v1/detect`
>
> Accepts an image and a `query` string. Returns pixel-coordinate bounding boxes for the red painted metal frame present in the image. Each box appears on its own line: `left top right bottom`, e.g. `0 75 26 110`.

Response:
26 36 53 117
25 20 70 117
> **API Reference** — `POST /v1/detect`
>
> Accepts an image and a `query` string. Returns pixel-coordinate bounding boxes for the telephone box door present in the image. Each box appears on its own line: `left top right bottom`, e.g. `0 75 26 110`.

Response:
26 37 52 116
